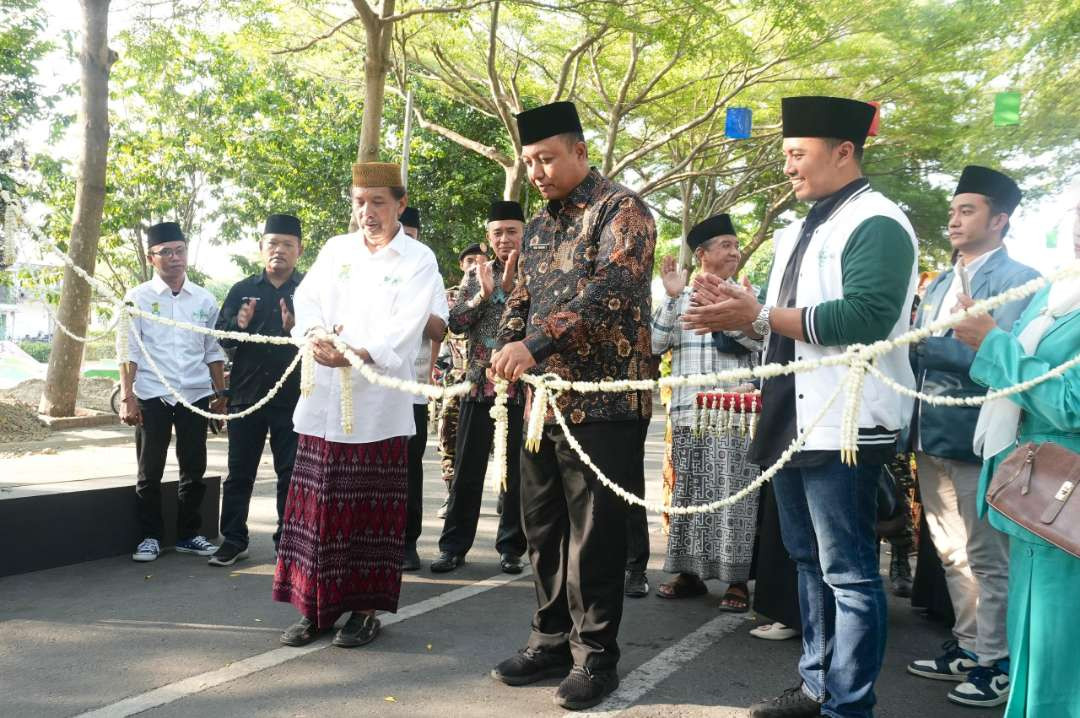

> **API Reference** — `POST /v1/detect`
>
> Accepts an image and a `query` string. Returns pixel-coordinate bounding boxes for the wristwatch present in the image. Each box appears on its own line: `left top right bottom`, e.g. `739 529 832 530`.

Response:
752 306 772 338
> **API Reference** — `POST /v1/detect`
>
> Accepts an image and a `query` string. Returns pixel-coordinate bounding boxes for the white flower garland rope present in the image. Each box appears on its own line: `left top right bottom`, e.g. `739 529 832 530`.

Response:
491 380 509 491
125 305 305 421
12 184 1080 513
542 380 847 515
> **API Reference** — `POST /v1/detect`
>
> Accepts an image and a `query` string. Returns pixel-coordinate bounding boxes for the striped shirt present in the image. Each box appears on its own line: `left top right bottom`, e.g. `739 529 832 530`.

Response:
651 287 760 428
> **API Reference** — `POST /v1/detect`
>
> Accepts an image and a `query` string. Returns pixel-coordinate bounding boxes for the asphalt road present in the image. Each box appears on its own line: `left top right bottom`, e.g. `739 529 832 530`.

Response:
1 419 997 718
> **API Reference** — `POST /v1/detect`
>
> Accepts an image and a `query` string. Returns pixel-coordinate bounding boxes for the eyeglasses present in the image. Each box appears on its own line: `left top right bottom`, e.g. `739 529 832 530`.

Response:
150 246 187 258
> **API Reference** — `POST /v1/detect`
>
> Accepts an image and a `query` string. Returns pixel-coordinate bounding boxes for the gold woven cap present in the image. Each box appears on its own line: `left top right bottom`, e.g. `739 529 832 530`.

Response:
352 162 403 188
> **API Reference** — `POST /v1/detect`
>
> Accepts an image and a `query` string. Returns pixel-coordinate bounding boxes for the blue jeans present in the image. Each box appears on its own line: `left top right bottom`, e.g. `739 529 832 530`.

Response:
772 455 888 718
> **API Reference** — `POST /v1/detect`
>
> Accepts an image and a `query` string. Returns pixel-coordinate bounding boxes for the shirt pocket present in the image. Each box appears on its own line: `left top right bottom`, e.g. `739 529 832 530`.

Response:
179 303 212 356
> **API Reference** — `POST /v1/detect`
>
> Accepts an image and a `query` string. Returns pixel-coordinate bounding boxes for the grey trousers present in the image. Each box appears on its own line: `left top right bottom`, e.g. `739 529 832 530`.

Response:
916 452 1009 664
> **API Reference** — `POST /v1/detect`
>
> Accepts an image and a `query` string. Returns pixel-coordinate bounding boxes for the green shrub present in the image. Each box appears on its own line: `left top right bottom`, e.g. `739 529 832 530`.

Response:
17 340 50 363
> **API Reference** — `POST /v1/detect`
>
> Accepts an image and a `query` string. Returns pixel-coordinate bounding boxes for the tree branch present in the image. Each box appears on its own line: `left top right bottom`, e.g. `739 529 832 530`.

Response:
272 15 360 55
382 0 493 24
550 22 609 102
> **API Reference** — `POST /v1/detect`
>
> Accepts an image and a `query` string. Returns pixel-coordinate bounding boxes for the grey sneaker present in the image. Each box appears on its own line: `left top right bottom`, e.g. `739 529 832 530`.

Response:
624 569 649 598
748 684 823 717
132 537 160 562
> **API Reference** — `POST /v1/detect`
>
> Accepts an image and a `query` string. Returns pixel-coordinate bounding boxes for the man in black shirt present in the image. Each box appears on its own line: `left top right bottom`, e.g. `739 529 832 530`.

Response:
209 214 304 566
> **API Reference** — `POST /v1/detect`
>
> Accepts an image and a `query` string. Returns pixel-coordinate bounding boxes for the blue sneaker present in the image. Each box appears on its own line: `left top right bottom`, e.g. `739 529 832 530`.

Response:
907 639 978 681
175 535 217 557
948 664 1010 707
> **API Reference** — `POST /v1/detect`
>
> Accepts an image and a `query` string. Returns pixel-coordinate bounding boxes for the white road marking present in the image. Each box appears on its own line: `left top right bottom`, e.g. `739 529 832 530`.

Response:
74 567 532 718
97 619 282 634
574 612 747 718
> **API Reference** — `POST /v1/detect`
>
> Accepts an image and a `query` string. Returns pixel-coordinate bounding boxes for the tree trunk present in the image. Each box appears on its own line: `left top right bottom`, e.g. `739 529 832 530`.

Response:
503 160 526 201
677 180 692 271
39 0 114 417
355 0 396 162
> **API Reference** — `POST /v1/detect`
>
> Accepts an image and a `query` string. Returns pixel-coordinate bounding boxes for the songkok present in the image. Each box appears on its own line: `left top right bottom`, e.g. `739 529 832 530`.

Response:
687 214 737 251
400 206 421 231
488 201 525 223
352 161 403 188
458 243 486 262
147 221 184 247
515 101 584 146
781 96 877 146
954 165 1022 214
263 213 301 239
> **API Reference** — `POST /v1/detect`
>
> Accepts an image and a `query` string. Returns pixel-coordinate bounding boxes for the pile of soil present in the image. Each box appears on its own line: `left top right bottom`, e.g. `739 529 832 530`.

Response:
0 401 50 444
0 376 116 414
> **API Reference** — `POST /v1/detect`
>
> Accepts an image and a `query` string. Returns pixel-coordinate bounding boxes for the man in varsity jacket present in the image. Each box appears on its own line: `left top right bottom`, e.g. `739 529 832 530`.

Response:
683 96 918 718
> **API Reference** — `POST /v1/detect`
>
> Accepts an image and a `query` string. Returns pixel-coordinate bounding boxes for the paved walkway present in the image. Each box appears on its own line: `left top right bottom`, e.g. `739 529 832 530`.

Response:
1 420 996 717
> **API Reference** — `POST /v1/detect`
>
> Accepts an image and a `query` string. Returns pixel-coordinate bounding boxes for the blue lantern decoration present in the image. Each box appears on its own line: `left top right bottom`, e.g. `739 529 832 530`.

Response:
725 107 752 139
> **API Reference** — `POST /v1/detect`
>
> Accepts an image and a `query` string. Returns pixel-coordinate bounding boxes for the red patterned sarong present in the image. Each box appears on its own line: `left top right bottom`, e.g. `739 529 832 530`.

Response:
272 433 408 628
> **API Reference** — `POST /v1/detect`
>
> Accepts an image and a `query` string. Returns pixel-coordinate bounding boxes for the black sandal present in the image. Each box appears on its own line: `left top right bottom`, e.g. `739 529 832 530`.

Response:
280 617 326 646
657 574 708 599
333 612 381 648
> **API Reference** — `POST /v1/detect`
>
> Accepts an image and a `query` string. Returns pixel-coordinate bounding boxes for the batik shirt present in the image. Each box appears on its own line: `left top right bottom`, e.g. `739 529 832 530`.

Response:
447 258 522 404
496 168 657 425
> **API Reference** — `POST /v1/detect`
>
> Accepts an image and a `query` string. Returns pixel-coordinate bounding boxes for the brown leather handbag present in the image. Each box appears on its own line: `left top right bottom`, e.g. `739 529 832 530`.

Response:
986 441 1080 559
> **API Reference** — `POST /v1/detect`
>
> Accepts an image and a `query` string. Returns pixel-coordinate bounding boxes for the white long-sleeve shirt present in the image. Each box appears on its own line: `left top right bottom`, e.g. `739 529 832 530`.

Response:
122 273 226 404
411 285 451 406
291 226 442 443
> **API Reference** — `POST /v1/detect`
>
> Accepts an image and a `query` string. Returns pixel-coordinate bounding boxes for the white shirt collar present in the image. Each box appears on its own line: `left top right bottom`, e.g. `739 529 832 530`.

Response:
150 273 190 295
357 223 410 259
958 246 1001 276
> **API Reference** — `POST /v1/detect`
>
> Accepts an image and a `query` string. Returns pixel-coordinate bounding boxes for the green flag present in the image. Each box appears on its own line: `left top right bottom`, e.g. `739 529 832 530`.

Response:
994 92 1021 126
1046 226 1058 249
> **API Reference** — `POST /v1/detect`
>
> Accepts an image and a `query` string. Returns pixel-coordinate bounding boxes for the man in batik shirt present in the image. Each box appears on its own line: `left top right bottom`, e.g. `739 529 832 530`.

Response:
432 201 528 575
489 101 656 711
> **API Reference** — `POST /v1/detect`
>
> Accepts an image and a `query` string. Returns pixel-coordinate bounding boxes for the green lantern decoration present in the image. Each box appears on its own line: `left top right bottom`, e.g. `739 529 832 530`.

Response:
993 92 1021 127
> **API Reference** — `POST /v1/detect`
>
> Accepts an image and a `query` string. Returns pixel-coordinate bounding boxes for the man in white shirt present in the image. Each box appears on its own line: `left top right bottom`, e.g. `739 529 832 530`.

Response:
398 206 451 571
273 162 443 650
119 221 227 563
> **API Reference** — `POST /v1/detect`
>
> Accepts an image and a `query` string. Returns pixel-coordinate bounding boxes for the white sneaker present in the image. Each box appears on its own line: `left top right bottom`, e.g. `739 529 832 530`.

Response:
749 622 799 641
132 537 161 562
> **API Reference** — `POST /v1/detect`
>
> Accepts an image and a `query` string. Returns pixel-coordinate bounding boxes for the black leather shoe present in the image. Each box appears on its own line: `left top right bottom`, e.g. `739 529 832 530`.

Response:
748 684 823 717
555 666 620 710
401 545 421 572
500 553 524 574
430 552 465 573
491 647 573 686
624 569 649 597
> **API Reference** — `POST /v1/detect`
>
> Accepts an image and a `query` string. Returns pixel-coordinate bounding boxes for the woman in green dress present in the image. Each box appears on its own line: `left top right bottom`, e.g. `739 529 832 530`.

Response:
953 273 1080 717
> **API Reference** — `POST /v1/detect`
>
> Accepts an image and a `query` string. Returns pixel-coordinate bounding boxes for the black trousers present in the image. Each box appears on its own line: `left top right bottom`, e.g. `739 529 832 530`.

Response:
219 403 298 549
438 400 526 558
523 419 648 671
750 481 801 630
405 402 428 549
625 420 651 571
135 396 210 542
